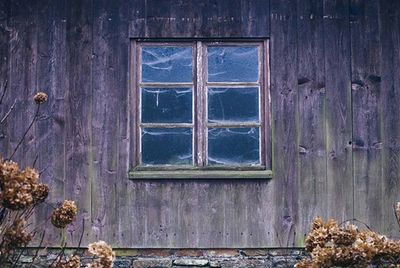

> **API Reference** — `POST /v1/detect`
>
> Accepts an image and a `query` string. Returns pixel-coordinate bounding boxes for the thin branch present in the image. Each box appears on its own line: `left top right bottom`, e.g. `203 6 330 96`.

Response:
49 241 67 267
8 104 40 161
0 79 8 105
32 153 39 168
77 218 85 249
0 99 16 124
27 231 46 268
339 218 372 231
39 166 48 176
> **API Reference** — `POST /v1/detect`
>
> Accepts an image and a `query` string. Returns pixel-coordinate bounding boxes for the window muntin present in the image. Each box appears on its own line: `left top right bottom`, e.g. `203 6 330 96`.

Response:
135 41 267 170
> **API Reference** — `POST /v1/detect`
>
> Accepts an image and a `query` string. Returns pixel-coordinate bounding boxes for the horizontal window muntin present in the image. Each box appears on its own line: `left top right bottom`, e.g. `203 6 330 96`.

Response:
134 41 267 169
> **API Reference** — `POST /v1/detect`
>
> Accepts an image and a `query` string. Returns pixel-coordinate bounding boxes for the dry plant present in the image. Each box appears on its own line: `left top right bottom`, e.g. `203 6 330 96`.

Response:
296 205 400 267
0 89 115 267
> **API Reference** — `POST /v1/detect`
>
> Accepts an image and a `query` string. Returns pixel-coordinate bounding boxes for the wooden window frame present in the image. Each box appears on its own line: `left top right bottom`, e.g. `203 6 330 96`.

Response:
129 39 272 179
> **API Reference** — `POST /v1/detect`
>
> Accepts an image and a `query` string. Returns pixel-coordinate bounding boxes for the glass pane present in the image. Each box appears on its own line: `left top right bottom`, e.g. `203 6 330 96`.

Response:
141 128 192 165
142 46 193 83
208 128 260 165
142 87 192 123
208 87 259 123
208 46 259 82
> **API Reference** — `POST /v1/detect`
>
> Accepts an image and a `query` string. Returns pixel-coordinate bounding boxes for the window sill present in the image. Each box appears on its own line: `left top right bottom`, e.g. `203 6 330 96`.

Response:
128 169 273 180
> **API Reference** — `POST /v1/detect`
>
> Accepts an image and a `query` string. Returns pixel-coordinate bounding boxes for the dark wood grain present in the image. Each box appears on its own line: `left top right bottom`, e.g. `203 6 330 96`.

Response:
0 0 10 156
64 0 93 245
323 0 353 222
35 0 67 245
350 0 383 233
113 0 132 248
379 0 400 237
129 0 270 38
8 0 38 167
270 0 299 247
91 0 121 246
297 0 326 245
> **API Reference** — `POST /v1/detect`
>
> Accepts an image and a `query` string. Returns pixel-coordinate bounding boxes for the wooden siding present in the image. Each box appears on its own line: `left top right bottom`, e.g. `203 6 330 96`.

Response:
0 0 399 248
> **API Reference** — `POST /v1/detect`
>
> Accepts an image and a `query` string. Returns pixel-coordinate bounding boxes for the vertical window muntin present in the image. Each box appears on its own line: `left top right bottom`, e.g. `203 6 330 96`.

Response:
136 41 266 169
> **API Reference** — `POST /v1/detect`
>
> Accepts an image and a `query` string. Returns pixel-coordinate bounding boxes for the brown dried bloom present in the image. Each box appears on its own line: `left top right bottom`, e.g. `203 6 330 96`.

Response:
3 219 32 251
331 223 358 246
0 160 19 187
32 183 49 204
87 241 115 268
0 160 45 209
299 218 400 267
33 92 48 104
305 217 337 252
311 246 335 267
51 200 77 228
295 260 317 268
52 255 81 268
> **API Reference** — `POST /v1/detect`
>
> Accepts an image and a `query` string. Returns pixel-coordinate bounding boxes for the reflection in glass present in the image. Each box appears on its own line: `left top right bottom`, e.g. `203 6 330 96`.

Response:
142 46 193 83
208 46 259 82
208 87 259 122
142 128 192 165
208 128 260 165
142 88 192 123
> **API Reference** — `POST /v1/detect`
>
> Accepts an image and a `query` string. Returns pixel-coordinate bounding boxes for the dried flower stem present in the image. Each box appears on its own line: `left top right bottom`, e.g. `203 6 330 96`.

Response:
50 241 67 267
339 218 372 231
8 104 40 161
11 245 26 268
27 231 46 268
77 218 85 249
0 99 16 124
32 153 38 168
0 79 8 105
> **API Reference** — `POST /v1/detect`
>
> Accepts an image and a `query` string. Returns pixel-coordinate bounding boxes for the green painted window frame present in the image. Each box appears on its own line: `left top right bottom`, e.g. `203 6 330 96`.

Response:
129 39 272 179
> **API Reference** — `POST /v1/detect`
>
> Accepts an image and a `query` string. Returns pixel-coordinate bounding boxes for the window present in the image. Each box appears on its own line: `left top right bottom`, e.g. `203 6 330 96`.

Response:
130 40 271 179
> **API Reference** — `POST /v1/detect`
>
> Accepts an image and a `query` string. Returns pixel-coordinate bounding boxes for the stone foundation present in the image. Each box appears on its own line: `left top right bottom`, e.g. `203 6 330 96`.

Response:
15 248 308 267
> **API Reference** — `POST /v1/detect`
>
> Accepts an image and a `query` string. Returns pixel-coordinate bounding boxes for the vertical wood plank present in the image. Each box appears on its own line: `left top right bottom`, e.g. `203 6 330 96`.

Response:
91 0 121 246
350 0 383 232
0 0 10 156
8 0 38 167
270 0 299 246
323 0 353 222
114 0 131 248
379 0 400 237
35 0 67 245
64 0 93 245
297 0 327 245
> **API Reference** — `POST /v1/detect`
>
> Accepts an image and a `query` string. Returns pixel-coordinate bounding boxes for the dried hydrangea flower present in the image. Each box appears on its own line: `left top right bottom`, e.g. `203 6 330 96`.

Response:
52 255 81 268
0 160 46 210
331 223 358 247
51 200 77 228
3 219 32 251
0 160 19 187
299 217 400 267
295 260 318 268
305 217 333 252
33 92 48 104
32 183 49 204
87 241 115 268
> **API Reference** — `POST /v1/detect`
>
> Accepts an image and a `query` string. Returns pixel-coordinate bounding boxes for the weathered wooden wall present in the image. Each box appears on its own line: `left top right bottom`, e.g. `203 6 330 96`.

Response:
0 0 399 248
